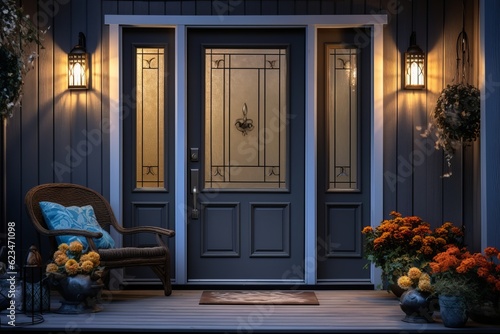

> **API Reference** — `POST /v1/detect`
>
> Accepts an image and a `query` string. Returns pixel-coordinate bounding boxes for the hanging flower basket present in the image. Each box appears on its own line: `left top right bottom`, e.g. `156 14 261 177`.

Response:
433 82 480 160
419 81 481 177
418 22 480 177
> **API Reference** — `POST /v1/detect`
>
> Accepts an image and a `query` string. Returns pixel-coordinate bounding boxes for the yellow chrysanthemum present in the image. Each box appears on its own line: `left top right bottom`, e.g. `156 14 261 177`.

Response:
407 267 422 280
69 240 84 254
418 278 433 292
53 250 64 260
54 253 69 266
419 273 431 282
64 259 80 275
86 251 101 266
80 253 90 262
58 243 69 252
80 260 95 273
46 263 59 273
397 276 413 290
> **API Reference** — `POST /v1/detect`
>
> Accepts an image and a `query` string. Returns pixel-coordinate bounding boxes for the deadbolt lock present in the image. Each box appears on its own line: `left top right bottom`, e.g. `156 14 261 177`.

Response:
190 148 199 162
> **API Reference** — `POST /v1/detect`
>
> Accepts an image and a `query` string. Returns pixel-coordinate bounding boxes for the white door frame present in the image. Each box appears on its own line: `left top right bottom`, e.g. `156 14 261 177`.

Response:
105 15 387 286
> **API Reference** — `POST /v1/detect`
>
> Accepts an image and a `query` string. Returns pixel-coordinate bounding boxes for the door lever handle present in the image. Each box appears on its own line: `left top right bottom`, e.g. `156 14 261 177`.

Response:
192 186 199 219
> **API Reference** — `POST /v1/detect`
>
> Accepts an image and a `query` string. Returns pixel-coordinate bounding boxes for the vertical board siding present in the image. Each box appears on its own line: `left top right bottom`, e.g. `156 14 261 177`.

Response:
395 0 414 216
20 0 39 262
411 0 429 218
87 0 104 194
425 0 445 226
442 0 465 226
469 0 481 251
381 0 399 219
149 1 166 15
70 0 88 187
52 0 71 185
8 0 481 271
38 0 55 185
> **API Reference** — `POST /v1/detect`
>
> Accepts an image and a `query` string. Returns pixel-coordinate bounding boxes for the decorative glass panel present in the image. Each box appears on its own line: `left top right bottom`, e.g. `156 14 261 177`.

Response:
326 46 359 191
135 48 165 189
204 48 288 190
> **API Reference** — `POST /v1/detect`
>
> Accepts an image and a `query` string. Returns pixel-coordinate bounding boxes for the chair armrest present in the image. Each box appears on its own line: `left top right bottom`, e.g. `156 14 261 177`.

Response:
113 225 175 238
41 228 103 239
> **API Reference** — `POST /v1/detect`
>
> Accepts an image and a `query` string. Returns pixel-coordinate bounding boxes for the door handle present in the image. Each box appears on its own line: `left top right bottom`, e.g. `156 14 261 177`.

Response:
192 186 199 219
190 169 199 219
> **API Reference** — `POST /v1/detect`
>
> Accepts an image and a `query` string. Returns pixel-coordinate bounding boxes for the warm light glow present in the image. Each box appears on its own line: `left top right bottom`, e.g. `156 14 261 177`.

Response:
404 52 425 89
69 62 85 87
407 59 424 86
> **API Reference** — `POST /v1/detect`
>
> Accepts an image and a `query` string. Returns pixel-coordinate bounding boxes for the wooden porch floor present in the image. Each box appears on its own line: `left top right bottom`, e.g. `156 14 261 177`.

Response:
3 289 500 333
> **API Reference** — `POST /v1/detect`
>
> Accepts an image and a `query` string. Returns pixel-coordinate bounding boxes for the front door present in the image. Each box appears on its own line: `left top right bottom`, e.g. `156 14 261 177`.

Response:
186 28 306 282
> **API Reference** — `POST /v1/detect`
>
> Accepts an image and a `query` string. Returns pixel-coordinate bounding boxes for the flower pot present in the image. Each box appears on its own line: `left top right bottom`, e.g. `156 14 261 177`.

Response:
438 295 468 328
399 289 434 323
50 274 103 314
469 298 500 325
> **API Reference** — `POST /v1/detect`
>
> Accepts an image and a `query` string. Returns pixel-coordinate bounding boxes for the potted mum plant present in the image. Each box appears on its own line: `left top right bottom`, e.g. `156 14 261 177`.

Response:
459 246 500 325
397 267 435 323
429 245 485 327
361 211 464 296
46 241 104 314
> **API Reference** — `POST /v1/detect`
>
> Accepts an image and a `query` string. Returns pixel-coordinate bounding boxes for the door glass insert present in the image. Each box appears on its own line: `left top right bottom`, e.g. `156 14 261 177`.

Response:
326 46 359 191
204 48 288 190
135 48 165 189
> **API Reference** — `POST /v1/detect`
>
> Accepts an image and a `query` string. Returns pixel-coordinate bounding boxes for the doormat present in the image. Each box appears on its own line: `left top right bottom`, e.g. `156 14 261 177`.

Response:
199 290 319 305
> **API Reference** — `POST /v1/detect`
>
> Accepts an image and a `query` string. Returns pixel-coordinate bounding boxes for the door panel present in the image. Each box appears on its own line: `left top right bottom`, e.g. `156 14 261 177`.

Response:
317 28 372 283
122 28 176 284
187 28 305 282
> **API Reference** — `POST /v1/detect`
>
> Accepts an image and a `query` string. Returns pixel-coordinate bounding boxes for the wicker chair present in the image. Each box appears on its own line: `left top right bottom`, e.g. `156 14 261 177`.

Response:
24 183 175 296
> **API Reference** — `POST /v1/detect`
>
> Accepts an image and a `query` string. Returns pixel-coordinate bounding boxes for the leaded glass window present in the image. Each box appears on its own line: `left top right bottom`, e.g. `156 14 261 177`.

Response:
135 48 165 189
204 48 288 190
326 46 359 191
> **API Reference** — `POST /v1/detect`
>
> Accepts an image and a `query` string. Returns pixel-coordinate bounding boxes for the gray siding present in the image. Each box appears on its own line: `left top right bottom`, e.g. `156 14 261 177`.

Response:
4 0 483 263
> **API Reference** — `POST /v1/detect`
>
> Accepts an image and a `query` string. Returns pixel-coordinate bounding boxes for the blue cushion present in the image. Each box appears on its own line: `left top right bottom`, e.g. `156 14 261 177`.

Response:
39 201 115 250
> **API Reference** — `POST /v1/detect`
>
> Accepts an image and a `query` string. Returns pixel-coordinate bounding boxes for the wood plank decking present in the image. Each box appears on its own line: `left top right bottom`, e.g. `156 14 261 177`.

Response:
3 289 500 333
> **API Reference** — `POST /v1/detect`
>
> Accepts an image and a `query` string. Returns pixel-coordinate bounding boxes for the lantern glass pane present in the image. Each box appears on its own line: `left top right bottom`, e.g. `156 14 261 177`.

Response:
68 53 88 88
405 53 425 88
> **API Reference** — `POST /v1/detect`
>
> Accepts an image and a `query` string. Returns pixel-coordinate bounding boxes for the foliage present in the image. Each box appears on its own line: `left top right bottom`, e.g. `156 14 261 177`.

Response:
361 211 464 288
429 245 500 306
0 0 44 118
397 267 433 293
419 83 480 176
45 241 102 280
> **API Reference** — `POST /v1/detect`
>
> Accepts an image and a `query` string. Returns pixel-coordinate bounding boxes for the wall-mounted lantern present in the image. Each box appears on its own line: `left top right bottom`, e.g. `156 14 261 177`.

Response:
68 32 89 90
404 31 425 89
